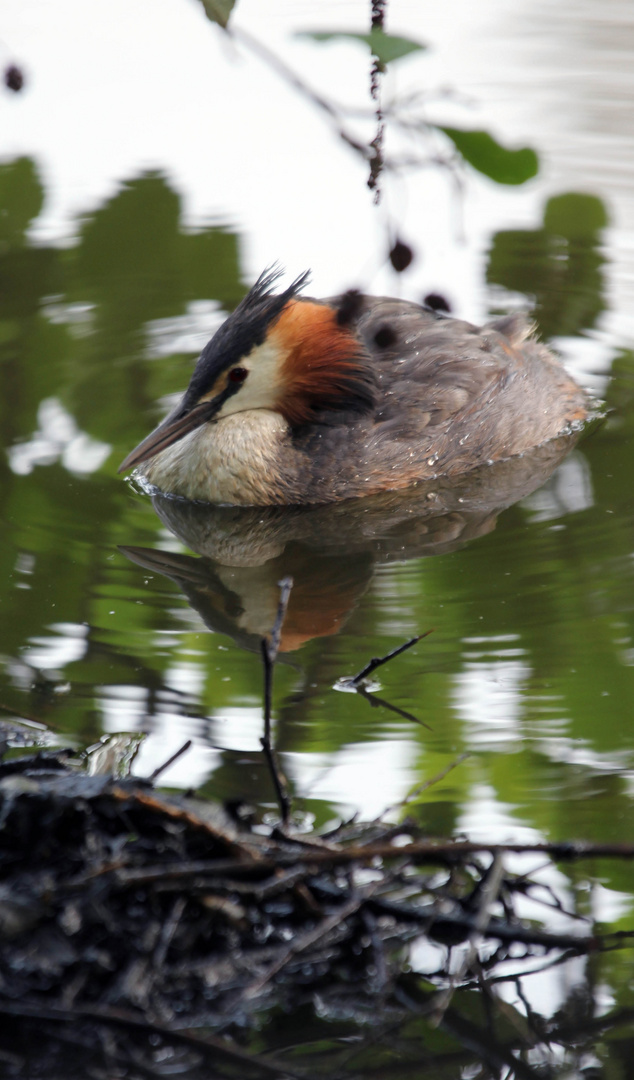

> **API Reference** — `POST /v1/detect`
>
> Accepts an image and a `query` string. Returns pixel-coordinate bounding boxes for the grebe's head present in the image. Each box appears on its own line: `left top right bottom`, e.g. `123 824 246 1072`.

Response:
118 268 375 475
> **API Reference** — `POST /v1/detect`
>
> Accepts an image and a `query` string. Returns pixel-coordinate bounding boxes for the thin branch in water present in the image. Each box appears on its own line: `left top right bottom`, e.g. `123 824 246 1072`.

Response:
148 740 192 784
0 700 46 728
94 837 634 887
259 733 291 828
354 682 432 730
429 851 506 1027
378 752 471 820
263 576 294 670
348 628 433 686
260 577 293 826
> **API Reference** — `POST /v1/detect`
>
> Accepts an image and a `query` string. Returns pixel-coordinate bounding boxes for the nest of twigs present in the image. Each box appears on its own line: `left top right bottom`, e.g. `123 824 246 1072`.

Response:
0 744 625 1080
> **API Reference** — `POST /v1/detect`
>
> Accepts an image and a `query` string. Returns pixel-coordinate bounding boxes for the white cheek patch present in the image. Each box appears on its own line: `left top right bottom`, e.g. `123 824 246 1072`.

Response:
216 340 284 418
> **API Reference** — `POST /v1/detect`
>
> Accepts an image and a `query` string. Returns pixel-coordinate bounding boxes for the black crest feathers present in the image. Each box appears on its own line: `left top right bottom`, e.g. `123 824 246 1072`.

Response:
183 268 311 408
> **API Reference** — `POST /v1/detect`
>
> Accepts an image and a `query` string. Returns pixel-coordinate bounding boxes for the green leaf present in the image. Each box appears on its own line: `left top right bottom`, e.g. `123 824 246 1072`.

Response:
439 126 539 185
199 0 236 29
298 28 426 65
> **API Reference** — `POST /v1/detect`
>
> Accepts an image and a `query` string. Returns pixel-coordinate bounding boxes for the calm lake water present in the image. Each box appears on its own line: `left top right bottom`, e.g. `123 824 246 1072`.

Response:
2 0 634 1074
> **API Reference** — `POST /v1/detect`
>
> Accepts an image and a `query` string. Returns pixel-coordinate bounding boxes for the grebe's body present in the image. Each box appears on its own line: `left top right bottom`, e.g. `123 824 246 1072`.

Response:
119 271 588 506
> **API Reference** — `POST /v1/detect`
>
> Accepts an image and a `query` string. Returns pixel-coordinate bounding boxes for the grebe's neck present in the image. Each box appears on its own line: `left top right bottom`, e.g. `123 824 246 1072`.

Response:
141 409 304 505
271 300 375 425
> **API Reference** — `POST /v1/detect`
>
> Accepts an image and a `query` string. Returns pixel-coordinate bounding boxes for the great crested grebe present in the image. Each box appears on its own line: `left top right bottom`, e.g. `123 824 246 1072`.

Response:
119 269 588 506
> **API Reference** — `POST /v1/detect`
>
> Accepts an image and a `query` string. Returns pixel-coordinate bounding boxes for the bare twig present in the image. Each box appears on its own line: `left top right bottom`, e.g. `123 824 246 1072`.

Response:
0 701 46 727
262 577 294 673
348 629 433 686
354 682 432 729
227 24 459 182
378 752 470 819
148 740 192 783
70 836 634 894
368 894 594 952
0 998 302 1079
260 577 294 825
242 881 382 1000
428 852 506 1026
230 26 370 159
368 3 386 200
152 896 186 970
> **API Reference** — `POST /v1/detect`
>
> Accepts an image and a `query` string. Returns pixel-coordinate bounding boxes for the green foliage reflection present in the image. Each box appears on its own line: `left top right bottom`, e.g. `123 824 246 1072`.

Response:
487 192 608 337
0 157 244 752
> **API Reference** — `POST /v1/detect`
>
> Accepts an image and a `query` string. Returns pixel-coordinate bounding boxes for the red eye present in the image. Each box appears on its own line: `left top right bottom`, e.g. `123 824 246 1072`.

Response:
229 366 248 383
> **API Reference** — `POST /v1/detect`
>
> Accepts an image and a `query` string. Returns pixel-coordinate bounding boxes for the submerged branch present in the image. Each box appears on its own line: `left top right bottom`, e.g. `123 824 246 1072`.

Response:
349 629 433 686
260 576 294 825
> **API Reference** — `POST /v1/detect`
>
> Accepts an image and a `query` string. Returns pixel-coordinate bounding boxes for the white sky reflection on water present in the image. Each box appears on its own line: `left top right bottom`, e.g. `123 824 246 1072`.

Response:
108 707 419 809
22 622 89 670
452 656 529 748
289 737 418 819
7 398 111 476
521 451 595 522
3 0 634 359
209 706 271 753
131 722 221 790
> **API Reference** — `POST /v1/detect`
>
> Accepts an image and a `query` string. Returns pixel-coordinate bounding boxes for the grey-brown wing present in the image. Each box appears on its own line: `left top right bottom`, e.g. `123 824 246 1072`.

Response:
295 298 586 498
353 301 519 437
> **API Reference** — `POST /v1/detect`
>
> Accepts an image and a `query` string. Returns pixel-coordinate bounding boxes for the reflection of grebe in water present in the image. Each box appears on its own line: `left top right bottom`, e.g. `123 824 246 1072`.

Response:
119 269 588 506
121 540 374 654
120 436 588 654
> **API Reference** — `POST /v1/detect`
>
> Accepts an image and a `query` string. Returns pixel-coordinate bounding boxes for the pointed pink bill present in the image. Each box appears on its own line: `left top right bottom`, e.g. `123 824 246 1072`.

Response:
117 398 219 474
